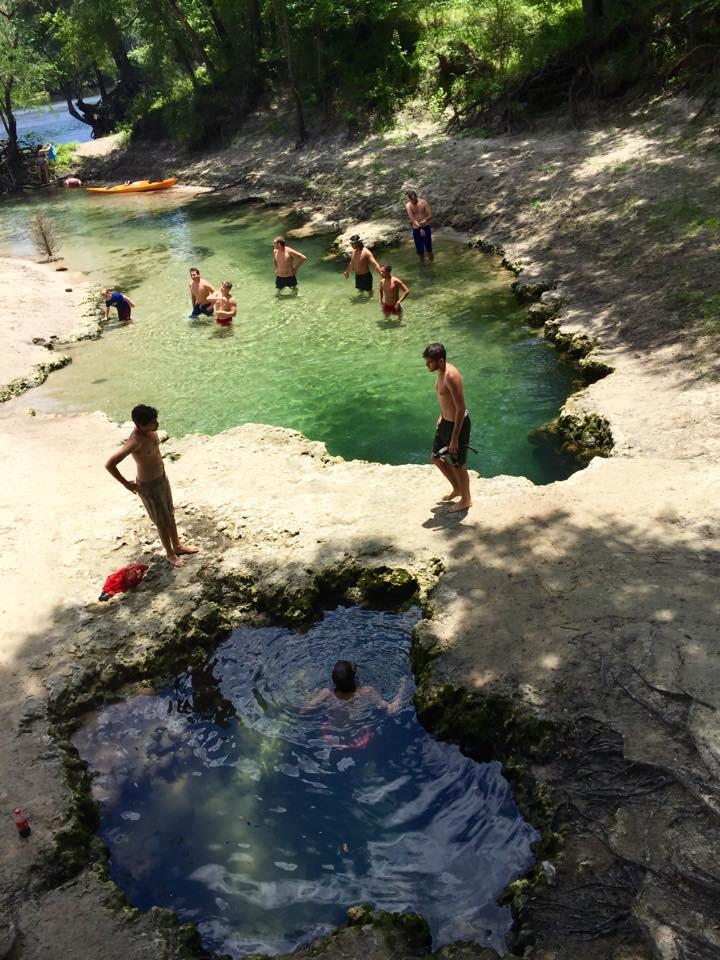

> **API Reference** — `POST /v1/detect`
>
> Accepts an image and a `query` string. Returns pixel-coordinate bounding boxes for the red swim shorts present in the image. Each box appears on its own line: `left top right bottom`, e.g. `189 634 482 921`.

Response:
216 316 232 326
382 303 401 316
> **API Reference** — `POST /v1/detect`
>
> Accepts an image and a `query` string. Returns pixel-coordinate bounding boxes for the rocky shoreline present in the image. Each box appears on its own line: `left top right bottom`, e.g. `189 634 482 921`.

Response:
2 96 720 960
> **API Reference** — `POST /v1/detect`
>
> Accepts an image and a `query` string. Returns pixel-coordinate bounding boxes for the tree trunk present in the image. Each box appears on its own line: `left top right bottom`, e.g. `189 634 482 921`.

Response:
204 0 232 48
273 0 306 145
93 63 108 101
164 0 218 80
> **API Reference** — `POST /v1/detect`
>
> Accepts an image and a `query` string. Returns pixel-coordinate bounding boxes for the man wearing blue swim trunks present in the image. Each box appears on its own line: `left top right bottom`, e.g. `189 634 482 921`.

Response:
405 190 434 262
101 288 135 322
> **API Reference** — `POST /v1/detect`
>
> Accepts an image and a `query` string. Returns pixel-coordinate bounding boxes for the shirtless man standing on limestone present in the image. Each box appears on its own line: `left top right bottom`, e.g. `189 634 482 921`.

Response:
423 342 472 512
105 404 198 567
344 234 381 296
273 236 306 293
188 267 216 318
405 190 434 262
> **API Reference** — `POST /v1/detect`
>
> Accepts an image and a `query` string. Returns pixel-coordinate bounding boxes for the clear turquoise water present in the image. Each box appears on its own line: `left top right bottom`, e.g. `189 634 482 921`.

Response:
74 607 538 957
0 193 575 482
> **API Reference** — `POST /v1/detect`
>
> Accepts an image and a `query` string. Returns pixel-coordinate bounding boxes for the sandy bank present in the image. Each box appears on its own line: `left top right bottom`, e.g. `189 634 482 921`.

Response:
0 258 99 401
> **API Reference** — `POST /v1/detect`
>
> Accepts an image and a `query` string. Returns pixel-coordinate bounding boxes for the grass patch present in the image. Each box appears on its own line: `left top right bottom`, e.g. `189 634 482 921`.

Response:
644 193 720 239
666 288 720 333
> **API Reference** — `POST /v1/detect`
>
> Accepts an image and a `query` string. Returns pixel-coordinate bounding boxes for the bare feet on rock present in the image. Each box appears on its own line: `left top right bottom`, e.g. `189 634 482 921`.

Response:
439 490 461 501
166 554 185 567
447 500 472 513
177 543 199 555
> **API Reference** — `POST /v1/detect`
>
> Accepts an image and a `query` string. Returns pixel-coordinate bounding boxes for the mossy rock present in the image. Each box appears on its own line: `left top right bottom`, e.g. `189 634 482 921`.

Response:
511 277 556 303
0 354 72 402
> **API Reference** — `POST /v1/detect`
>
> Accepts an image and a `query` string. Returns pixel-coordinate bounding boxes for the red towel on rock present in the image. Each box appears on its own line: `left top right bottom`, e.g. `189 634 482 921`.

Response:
99 563 149 600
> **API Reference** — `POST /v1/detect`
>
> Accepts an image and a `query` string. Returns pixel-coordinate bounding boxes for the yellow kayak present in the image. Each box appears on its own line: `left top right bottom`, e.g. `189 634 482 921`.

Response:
87 178 177 194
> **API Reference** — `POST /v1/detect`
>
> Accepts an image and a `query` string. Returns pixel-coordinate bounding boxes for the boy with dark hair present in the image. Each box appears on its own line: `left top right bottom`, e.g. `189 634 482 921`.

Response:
188 267 215 318
105 405 198 567
378 264 410 316
423 341 473 512
344 235 381 295
273 236 306 292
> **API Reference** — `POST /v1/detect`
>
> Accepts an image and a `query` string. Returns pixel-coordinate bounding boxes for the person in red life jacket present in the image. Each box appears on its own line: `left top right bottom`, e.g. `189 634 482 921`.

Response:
105 404 198 567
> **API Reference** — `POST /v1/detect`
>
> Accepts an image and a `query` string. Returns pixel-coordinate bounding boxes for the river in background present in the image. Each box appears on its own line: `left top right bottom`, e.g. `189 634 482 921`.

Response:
0 192 577 482
14 97 97 145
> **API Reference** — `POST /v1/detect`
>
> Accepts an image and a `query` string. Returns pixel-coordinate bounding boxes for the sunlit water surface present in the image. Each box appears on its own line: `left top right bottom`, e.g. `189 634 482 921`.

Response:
74 607 538 957
15 98 98 144
0 193 576 481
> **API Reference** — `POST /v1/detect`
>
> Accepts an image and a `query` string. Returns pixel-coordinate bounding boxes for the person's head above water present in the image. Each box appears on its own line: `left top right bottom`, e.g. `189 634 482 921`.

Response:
221 280 233 292
423 341 446 362
407 190 419 203
380 264 392 277
331 660 357 692
189 267 200 278
131 404 159 428
350 234 363 248
274 236 286 248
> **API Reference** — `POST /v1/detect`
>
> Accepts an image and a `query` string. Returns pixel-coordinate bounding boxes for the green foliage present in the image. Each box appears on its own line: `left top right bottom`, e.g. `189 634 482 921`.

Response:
3 0 720 158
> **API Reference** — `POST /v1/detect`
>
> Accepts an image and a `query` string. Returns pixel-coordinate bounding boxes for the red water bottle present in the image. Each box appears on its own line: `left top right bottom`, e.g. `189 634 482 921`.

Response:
14 807 31 838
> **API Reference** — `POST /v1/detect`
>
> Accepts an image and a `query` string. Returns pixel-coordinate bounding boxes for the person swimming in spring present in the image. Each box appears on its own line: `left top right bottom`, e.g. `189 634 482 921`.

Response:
303 660 407 713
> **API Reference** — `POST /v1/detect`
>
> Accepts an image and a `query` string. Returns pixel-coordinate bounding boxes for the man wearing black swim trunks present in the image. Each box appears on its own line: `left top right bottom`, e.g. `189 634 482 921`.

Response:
344 234 381 296
273 236 306 292
423 341 472 512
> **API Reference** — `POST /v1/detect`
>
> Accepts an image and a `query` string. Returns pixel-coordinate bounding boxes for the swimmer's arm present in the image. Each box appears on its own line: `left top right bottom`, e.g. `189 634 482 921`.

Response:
228 297 237 318
386 677 409 715
396 278 410 304
367 249 382 274
103 303 109 321
189 282 196 306
301 688 333 712
122 295 136 308
105 437 140 493
288 246 307 271
446 374 467 450
421 200 433 226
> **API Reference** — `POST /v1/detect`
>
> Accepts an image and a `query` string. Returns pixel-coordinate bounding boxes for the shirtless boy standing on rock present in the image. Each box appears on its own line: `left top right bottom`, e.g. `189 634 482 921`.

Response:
273 236 306 292
105 404 198 567
344 235 381 296
188 267 215 318
423 342 472 512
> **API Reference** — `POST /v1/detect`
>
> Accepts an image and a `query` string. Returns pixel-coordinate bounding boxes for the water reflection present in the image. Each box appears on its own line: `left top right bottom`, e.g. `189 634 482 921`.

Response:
75 607 538 957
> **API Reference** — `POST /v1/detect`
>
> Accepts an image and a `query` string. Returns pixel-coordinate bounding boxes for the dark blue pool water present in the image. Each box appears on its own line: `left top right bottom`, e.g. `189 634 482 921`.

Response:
74 608 537 957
